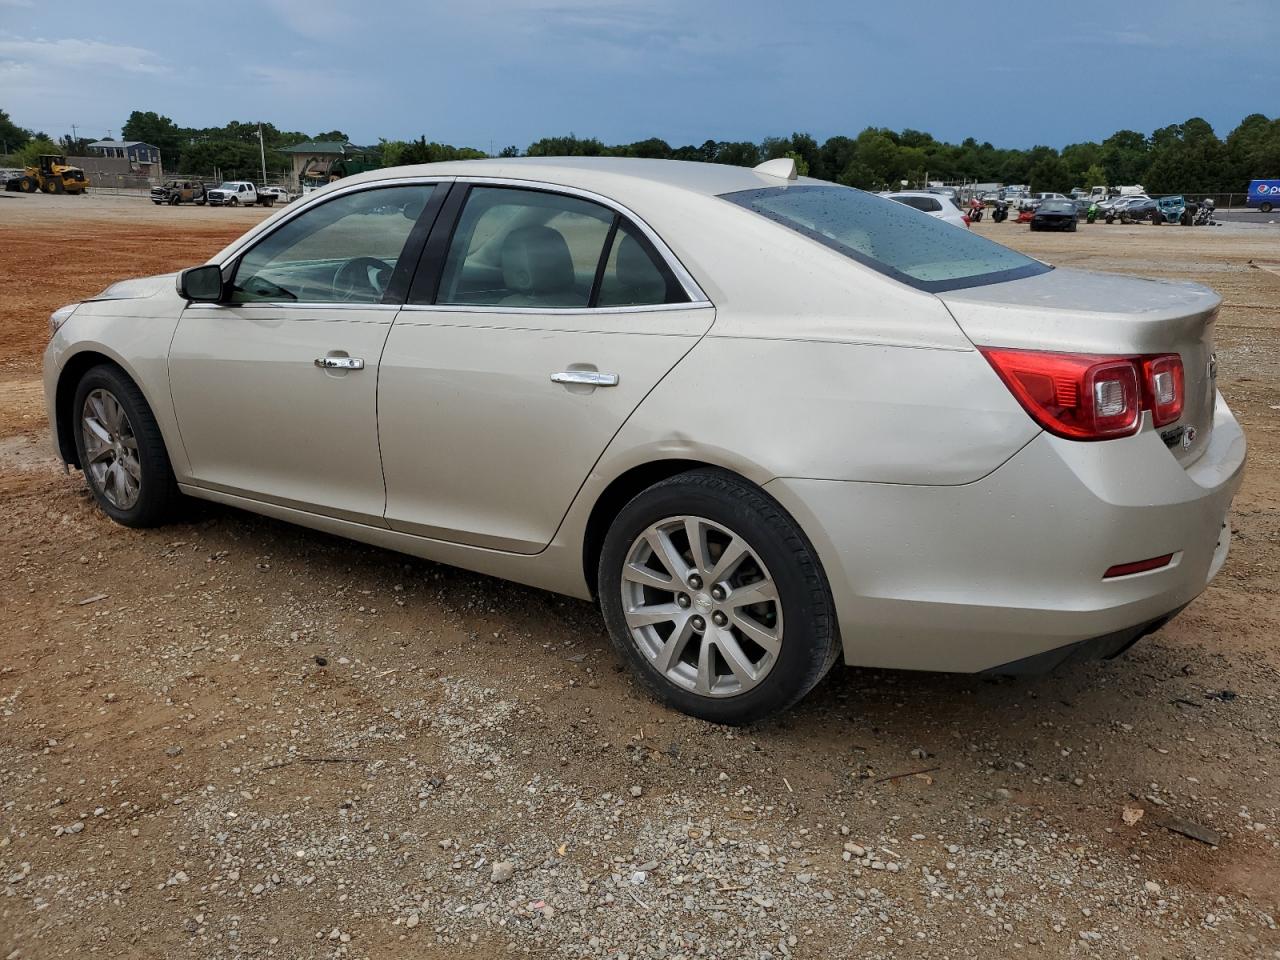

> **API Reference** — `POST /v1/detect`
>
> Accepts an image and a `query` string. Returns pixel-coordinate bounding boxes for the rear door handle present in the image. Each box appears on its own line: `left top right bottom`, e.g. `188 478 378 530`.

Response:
315 356 365 370
551 370 619 387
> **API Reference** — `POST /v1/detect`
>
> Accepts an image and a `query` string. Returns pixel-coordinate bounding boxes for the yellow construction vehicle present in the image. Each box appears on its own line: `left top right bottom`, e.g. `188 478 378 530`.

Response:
5 154 89 194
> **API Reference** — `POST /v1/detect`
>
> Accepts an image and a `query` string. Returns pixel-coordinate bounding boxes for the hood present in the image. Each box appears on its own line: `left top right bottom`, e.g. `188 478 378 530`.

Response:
87 274 176 302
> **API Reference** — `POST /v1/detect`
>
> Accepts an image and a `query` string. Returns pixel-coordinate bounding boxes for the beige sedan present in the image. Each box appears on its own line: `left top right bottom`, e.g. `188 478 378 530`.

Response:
43 157 1244 723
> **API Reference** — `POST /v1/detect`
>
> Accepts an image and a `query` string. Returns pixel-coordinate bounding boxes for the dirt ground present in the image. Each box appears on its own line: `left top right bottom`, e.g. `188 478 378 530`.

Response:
1 190 1278 960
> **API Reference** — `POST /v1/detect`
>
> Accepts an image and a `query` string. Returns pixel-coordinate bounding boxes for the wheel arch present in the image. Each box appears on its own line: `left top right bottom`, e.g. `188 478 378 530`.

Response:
54 350 172 469
581 458 721 596
579 458 804 598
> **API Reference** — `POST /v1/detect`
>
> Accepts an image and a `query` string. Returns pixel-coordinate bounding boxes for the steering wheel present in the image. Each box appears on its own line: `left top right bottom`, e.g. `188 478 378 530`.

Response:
333 256 394 302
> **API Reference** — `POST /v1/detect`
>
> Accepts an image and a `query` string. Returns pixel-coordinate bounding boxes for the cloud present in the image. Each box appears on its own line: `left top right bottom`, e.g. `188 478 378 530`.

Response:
0 35 168 74
262 0 360 41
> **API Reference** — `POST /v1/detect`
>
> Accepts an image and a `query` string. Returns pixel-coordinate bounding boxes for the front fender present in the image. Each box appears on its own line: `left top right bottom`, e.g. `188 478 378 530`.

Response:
43 303 191 480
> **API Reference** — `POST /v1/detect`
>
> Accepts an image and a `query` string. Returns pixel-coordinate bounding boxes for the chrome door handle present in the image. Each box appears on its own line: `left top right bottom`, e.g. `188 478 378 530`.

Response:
550 370 619 387
315 356 364 370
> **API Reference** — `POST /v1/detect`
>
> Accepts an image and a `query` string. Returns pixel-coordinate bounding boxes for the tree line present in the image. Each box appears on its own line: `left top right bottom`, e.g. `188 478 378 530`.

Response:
3 107 1276 193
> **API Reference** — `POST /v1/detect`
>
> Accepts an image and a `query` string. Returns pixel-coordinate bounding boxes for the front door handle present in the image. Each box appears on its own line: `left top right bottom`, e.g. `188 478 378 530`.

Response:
315 356 365 370
550 370 619 387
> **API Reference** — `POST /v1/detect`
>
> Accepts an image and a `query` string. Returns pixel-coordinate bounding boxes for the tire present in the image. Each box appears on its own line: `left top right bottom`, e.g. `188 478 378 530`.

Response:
153 200 162 205
1069 221 1077 232
597 469 839 724
1262 202 1274 214
71 365 182 528
229 197 239 207
169 195 180 206
19 176 36 193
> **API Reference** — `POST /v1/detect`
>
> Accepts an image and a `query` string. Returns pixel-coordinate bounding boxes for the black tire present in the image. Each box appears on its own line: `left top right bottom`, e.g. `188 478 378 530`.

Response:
19 176 36 193
597 469 839 725
229 197 239 207
71 365 182 528
1262 202 1274 214
1069 221 1077 232
152 200 162 205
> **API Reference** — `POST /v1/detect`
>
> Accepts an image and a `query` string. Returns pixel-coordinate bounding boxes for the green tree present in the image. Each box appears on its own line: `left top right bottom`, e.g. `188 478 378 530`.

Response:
121 110 185 166
17 137 60 166
525 134 607 157
0 108 32 154
1100 129 1149 186
1080 163 1108 190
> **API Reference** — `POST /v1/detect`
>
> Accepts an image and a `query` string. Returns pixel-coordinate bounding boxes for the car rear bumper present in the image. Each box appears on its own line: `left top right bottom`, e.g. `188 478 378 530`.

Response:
764 393 1245 673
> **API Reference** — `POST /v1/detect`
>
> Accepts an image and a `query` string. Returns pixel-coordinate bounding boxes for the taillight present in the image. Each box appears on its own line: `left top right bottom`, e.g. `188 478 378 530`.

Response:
1142 354 1184 426
980 348 1184 441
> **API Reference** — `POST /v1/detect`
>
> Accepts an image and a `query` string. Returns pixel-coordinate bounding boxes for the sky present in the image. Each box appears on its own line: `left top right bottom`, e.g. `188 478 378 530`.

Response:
2 0 1277 151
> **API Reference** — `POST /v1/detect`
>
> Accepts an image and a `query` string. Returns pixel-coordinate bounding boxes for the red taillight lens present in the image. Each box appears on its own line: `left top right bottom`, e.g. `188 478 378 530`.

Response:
980 348 1141 440
1104 554 1174 578
981 348 1186 441
1142 354 1184 426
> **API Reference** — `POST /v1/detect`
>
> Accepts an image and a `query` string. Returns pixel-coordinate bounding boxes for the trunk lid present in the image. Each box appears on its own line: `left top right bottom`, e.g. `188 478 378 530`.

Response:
939 267 1218 466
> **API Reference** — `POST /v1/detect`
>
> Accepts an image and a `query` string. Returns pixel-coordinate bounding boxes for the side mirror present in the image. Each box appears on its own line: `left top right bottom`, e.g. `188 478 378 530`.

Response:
176 264 224 302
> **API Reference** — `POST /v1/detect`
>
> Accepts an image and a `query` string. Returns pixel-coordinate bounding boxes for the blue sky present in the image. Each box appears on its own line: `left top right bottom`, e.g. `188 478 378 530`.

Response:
3 0 1276 150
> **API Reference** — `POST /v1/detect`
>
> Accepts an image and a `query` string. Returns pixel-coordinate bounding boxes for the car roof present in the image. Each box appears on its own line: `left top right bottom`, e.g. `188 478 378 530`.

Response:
341 156 822 202
881 190 942 198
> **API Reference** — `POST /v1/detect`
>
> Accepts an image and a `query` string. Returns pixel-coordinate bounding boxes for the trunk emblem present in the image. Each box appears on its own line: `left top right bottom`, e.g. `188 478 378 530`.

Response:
1182 426 1197 449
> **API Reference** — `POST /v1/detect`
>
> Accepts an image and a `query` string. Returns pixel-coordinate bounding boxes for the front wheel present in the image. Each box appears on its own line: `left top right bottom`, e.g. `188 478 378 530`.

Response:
71 365 182 528
598 470 839 724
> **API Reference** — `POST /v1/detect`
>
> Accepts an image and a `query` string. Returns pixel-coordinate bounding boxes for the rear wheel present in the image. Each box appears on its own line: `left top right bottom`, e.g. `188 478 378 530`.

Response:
1262 202 1274 214
71 365 182 528
598 470 839 724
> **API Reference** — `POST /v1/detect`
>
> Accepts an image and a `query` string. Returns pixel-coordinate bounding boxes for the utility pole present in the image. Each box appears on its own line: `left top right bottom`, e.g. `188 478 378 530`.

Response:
258 125 268 186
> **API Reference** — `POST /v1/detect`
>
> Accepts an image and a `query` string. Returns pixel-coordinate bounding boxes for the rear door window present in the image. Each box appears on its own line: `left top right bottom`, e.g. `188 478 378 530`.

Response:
433 186 690 309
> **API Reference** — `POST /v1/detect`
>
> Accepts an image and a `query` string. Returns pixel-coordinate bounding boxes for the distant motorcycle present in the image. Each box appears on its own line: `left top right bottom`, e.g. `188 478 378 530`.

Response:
990 199 1009 223
1194 198 1217 226
968 198 984 222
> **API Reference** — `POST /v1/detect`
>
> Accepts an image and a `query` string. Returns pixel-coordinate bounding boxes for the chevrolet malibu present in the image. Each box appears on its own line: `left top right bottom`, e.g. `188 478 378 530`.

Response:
43 157 1245 724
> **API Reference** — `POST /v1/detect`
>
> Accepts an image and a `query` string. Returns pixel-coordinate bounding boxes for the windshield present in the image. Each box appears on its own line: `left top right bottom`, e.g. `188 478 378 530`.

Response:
216 182 239 191
722 184 1049 293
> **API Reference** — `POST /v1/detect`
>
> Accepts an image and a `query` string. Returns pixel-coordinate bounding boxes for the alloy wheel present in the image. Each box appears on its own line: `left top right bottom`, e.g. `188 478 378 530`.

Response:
621 516 783 698
80 388 142 509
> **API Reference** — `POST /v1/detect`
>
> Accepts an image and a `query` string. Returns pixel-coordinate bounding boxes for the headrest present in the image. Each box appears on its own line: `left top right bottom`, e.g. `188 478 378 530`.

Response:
502 226 575 294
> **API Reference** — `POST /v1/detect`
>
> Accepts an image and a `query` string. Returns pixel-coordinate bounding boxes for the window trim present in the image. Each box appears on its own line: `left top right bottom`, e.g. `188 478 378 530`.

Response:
408 177 709 309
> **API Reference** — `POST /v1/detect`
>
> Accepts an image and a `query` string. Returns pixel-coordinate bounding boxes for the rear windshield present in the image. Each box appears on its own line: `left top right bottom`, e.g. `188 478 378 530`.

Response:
722 184 1050 293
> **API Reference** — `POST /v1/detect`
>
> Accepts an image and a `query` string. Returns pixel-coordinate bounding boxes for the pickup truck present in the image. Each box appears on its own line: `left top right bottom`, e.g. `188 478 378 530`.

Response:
151 179 207 206
206 181 277 207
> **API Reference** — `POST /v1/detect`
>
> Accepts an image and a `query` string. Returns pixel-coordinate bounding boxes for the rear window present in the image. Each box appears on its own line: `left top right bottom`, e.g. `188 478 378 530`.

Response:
893 195 942 213
722 185 1050 293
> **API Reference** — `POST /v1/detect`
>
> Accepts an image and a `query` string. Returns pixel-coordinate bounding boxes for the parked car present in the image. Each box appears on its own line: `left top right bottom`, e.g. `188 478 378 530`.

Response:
1118 196 1158 224
258 186 292 204
1030 199 1079 231
206 181 276 207
1246 179 1279 213
880 190 970 228
41 157 1244 723
1019 192 1070 212
151 179 207 206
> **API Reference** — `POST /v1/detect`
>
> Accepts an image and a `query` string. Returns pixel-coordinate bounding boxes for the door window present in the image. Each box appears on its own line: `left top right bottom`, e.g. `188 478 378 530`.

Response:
595 220 685 307
435 186 688 309
230 184 435 304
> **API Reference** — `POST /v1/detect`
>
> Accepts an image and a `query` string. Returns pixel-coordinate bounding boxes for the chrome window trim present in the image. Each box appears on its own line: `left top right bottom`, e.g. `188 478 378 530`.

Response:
212 176 456 269
397 301 712 317
449 176 710 305
184 302 402 313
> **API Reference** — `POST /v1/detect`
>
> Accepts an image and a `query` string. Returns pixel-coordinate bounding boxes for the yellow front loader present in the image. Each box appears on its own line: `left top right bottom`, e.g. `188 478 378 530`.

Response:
7 154 89 194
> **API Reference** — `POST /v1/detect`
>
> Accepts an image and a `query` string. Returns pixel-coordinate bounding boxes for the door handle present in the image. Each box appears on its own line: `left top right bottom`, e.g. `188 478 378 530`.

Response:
550 370 619 387
315 356 365 370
